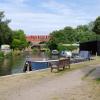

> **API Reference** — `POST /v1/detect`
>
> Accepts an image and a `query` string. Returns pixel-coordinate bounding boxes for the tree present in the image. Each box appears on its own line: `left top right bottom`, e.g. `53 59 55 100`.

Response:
93 16 100 34
47 18 97 50
63 26 76 43
11 39 21 49
11 30 28 50
88 21 94 31
76 24 96 42
92 16 100 40
46 39 58 50
0 11 12 46
49 26 76 44
0 11 28 49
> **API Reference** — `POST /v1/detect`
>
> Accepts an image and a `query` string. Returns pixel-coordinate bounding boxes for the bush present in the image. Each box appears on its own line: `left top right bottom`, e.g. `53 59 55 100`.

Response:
45 49 51 56
65 45 78 51
57 45 67 52
46 40 58 50
0 51 4 58
32 48 39 54
58 44 78 52
12 50 21 56
5 52 12 58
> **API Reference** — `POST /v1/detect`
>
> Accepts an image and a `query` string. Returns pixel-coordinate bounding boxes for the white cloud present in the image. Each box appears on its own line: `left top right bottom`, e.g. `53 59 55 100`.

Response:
0 0 99 35
8 12 91 35
41 1 73 16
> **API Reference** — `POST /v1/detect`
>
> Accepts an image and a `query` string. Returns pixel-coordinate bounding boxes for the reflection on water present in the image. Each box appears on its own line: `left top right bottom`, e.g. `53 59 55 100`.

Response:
0 51 59 76
0 54 26 76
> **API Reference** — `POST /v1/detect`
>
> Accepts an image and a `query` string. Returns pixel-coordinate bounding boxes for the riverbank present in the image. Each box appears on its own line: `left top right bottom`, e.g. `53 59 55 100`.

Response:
0 56 100 100
0 50 32 76
0 50 21 61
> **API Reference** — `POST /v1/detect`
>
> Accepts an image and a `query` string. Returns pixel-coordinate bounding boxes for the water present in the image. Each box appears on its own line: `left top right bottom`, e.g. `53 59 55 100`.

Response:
0 51 59 76
0 53 27 76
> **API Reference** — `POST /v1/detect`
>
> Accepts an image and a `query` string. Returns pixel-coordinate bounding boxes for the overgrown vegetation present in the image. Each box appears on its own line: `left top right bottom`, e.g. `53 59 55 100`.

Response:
58 45 78 52
11 30 28 50
0 51 4 59
5 52 12 58
32 48 39 55
47 17 100 50
95 78 100 83
44 49 51 57
0 11 28 50
57 44 67 52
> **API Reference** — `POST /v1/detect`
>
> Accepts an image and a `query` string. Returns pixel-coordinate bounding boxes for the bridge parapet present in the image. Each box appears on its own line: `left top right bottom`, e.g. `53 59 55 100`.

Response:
26 35 50 43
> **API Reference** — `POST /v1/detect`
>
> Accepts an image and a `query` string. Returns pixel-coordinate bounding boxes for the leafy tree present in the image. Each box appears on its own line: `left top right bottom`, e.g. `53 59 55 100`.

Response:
11 39 21 49
76 24 96 42
49 26 76 44
76 25 89 32
47 21 97 50
0 51 4 58
46 39 58 50
11 30 28 50
0 11 12 46
88 21 94 31
57 44 67 52
92 16 100 40
0 11 28 50
50 30 65 43
63 26 77 43
93 16 100 34
65 45 78 51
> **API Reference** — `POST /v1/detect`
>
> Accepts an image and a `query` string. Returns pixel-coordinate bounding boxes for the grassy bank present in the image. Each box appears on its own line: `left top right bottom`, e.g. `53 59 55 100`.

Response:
0 56 100 79
0 51 4 60
0 56 100 85
0 56 100 100
57 56 100 76
0 50 24 60
95 78 100 83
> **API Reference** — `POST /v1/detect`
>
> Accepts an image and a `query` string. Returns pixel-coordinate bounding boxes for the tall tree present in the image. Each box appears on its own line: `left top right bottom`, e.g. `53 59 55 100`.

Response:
76 24 96 42
63 26 76 43
93 16 100 34
11 30 28 50
88 21 94 31
0 11 12 46
49 26 76 44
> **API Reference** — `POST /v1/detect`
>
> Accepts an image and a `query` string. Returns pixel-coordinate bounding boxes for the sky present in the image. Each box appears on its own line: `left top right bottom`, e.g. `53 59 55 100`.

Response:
0 0 100 35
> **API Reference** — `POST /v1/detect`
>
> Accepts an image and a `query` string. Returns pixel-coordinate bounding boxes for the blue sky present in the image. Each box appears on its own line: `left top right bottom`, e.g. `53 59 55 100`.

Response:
0 0 100 35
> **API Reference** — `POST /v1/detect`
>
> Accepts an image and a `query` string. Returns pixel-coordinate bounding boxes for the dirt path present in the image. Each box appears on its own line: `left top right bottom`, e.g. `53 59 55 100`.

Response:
0 65 100 100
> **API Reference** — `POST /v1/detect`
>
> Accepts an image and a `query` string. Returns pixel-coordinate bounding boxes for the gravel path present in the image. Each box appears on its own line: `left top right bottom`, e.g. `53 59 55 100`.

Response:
0 65 100 100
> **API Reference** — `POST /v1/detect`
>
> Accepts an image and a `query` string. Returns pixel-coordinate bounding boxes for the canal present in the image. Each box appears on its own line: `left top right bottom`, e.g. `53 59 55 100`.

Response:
0 51 59 76
0 52 28 76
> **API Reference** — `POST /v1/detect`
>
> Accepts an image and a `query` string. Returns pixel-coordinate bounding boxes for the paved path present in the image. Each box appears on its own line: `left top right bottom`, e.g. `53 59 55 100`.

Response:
0 65 100 100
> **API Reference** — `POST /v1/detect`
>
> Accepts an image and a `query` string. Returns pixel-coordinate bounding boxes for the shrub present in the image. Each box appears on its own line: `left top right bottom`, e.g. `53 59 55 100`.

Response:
57 45 67 52
32 48 39 54
45 49 51 56
58 44 78 52
65 45 78 51
0 51 4 58
5 52 12 58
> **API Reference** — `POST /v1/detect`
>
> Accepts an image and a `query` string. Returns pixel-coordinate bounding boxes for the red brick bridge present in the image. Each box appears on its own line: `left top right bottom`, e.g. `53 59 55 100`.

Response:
26 35 50 44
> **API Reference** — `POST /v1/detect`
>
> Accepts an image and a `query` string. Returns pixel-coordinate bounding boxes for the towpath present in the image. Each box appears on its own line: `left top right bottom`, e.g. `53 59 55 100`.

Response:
0 63 100 100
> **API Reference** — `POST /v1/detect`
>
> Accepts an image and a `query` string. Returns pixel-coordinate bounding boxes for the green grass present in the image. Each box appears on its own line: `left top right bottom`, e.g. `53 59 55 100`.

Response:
4 56 99 84
82 68 96 80
95 78 100 83
54 56 100 76
96 78 100 81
